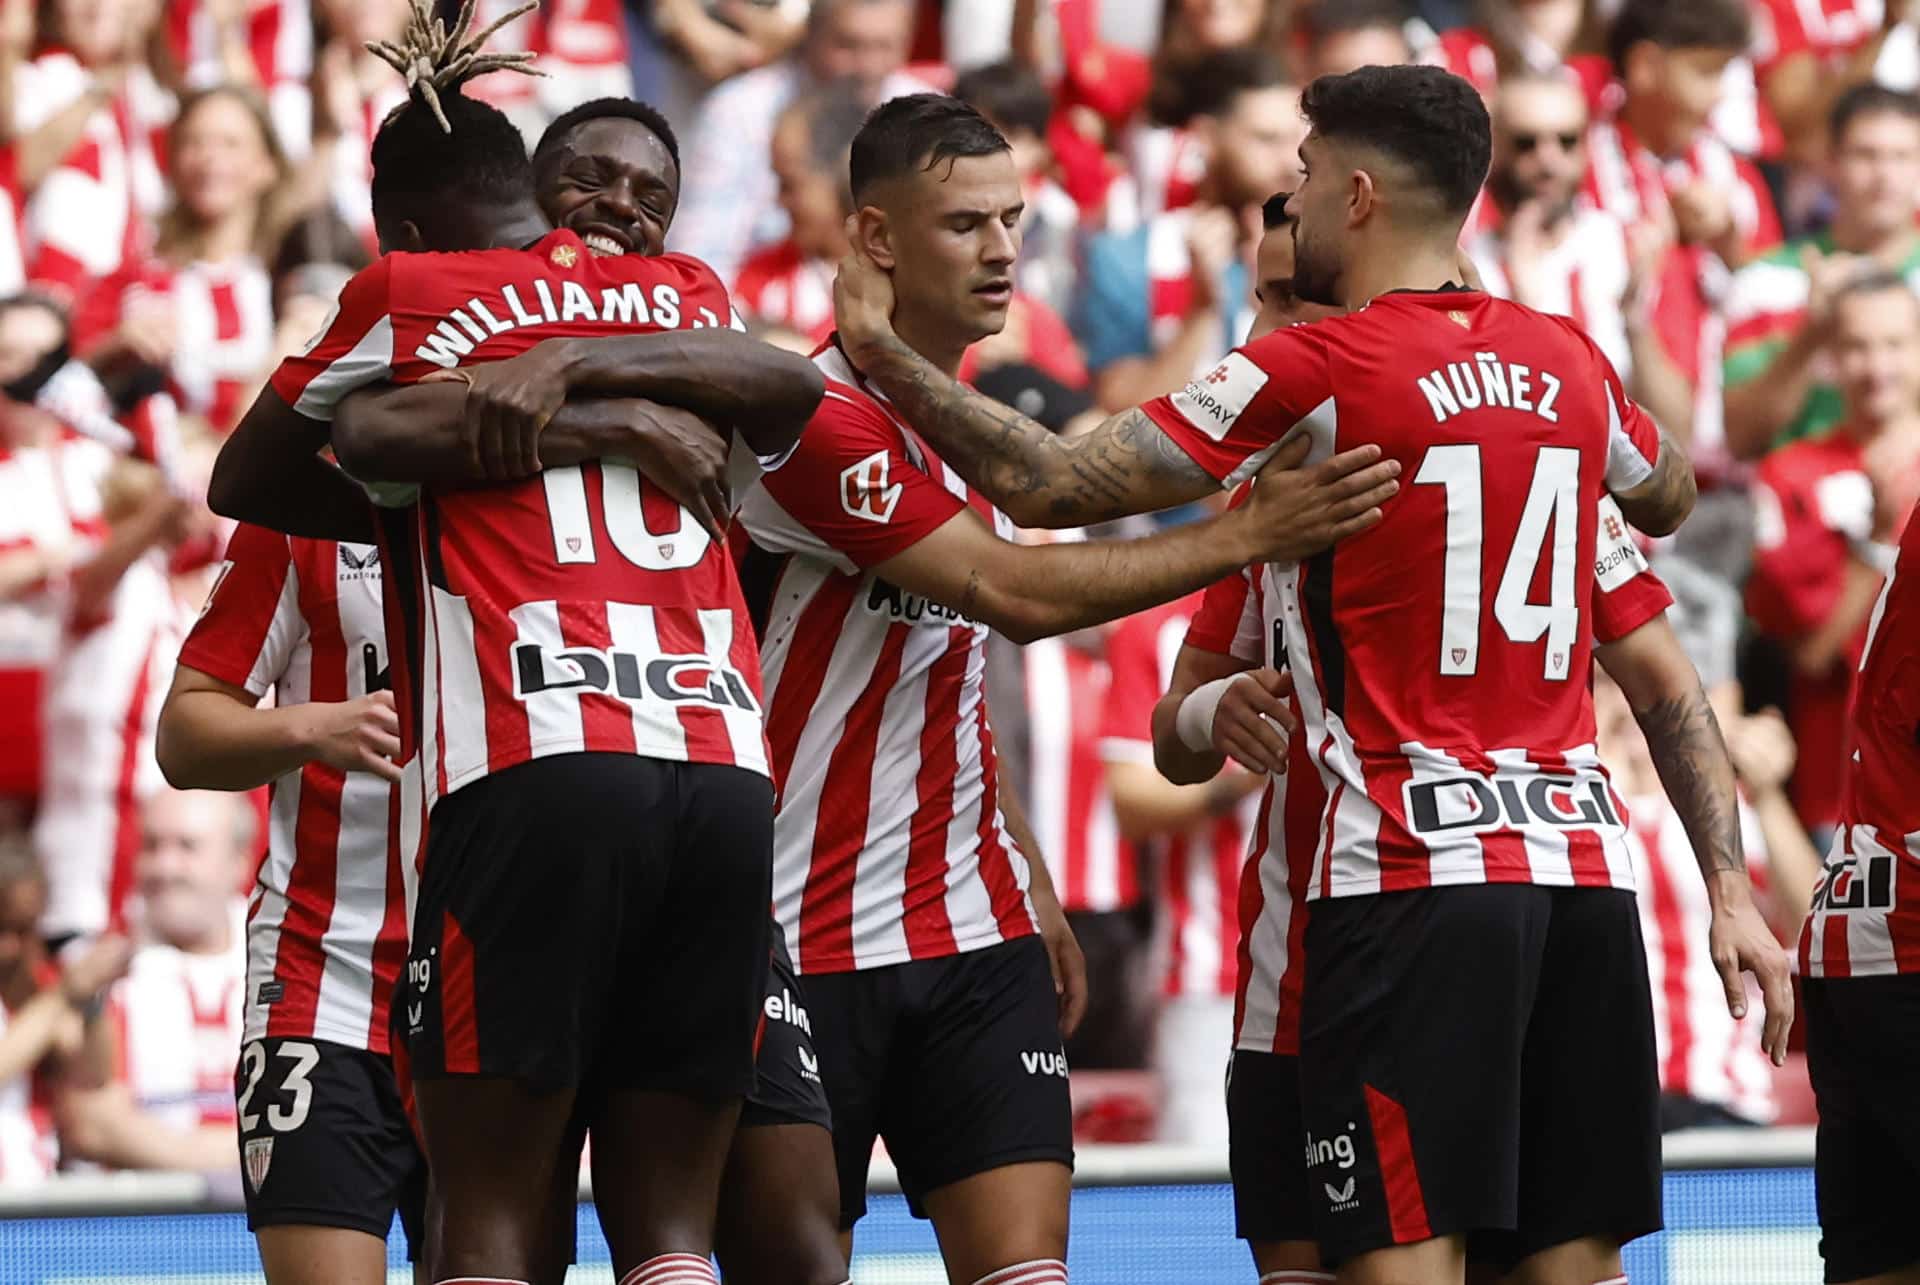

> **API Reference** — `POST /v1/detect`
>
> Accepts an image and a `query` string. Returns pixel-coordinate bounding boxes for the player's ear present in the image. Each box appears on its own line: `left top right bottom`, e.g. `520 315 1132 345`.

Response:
852 206 896 271
1347 169 1376 229
381 220 428 255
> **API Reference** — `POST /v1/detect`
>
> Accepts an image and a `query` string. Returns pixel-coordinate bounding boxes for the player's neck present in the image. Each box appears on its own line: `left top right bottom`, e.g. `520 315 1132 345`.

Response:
1343 240 1466 310
442 202 553 254
888 306 970 379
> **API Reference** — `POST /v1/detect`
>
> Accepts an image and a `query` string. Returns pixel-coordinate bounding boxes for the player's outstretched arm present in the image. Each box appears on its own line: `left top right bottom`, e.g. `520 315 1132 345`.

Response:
1609 427 1697 538
1596 614 1793 1065
209 390 378 542
1150 647 1289 785
156 666 403 790
870 448 1392 645
333 383 735 540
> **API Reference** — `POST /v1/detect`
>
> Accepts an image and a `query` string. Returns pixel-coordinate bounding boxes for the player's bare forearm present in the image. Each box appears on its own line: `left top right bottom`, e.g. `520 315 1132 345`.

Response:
211 393 377 542
1611 433 1697 537
335 383 667 484
156 669 319 791
1151 646 1248 785
1724 328 1820 461
1598 619 1744 885
857 332 1219 527
551 330 823 453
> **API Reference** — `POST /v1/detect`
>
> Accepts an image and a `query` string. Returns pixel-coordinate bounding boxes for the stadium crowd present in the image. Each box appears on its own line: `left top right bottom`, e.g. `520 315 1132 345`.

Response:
0 0 1910 1226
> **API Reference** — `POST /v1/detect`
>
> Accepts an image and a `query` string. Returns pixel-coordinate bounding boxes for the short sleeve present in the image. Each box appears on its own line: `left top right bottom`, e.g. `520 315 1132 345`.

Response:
741 387 969 570
1602 360 1661 493
1591 498 1673 645
1072 228 1153 374
176 523 305 696
1139 324 1335 490
1098 612 1167 764
1185 566 1259 659
266 257 397 422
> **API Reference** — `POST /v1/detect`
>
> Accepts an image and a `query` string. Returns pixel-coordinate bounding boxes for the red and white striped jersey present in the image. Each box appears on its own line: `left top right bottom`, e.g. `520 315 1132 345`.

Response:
113 911 246 1130
1583 114 1781 477
1023 631 1135 914
152 257 276 435
1123 125 1204 225
1100 596 1250 998
1717 0 1882 159
267 230 771 807
326 82 409 247
176 523 411 1053
1799 512 1920 977
465 0 632 120
15 53 171 301
1142 292 1661 899
1632 792 1778 1121
737 342 1037 974
1464 204 1633 381
1191 493 1673 1053
0 970 59 1187
165 0 314 157
0 148 25 298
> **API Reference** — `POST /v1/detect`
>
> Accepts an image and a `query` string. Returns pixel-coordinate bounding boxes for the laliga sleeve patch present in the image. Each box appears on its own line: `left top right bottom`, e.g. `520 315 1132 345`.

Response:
1593 496 1649 593
1170 352 1272 443
840 450 903 524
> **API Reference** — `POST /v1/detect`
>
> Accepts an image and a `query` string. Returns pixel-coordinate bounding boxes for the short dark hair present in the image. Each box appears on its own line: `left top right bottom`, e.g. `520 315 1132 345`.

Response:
371 91 534 227
953 59 1052 140
1263 192 1295 229
1829 82 1920 145
1607 0 1752 77
1297 0 1412 41
1835 269 1920 309
1300 64 1490 220
534 97 681 176
849 93 1010 202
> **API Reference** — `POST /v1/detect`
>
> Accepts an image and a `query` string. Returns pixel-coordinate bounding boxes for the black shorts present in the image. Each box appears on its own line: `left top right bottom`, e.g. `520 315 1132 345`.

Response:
1805 973 1920 1283
803 935 1074 1226
1299 885 1661 1269
404 753 773 1097
741 927 832 1131
235 1037 426 1251
1228 1049 1314 1245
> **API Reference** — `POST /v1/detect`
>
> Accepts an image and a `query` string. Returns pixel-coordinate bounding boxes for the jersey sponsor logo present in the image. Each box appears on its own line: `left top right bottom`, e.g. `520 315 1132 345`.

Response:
1304 1126 1357 1171
412 281 723 367
1021 1049 1069 1077
337 543 380 580
1810 850 1895 914
864 578 977 628
1594 497 1647 593
243 1137 273 1192
1169 351 1270 442
1416 351 1562 425
797 1045 821 1084
1322 1177 1359 1212
840 450 902 524
1404 766 1621 837
763 986 812 1038
511 641 761 713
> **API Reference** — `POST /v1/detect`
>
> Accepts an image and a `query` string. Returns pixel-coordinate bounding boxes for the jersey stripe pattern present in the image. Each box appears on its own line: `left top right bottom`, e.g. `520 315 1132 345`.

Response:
152 258 277 434
113 907 246 1131
1143 292 1661 902
739 343 1036 974
1100 596 1251 998
266 231 769 809
1024 631 1135 914
176 523 411 1052
1799 512 1920 977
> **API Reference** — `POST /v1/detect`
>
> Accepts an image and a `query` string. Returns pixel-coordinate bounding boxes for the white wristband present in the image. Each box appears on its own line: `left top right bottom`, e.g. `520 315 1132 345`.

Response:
1175 675 1239 752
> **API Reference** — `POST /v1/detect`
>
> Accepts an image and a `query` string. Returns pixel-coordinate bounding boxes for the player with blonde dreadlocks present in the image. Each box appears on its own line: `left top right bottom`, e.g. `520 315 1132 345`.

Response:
208 6 832 1285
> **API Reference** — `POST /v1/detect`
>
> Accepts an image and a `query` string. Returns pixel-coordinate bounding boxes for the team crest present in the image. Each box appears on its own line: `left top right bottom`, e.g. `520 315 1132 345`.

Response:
551 244 579 268
1448 310 1471 328
244 1137 274 1192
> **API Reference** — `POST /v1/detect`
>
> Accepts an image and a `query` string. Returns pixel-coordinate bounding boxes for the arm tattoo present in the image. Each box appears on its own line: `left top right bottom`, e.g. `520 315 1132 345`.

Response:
1636 682 1746 875
864 334 1215 524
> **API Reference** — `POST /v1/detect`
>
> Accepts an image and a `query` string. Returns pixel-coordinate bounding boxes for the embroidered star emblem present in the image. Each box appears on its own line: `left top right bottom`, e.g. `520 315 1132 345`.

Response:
551 244 579 268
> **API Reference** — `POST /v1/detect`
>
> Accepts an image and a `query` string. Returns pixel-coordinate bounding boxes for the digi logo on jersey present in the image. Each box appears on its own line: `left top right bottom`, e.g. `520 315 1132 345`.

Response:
1405 767 1621 836
1811 851 1895 913
512 641 761 713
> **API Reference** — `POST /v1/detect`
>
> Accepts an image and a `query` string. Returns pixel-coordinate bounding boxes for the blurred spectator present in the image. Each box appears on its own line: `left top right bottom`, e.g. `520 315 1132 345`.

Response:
146 87 288 436
309 0 409 247
1724 85 1920 461
1596 671 1815 1130
646 0 804 128
1747 274 1920 841
671 0 930 285
1101 594 1262 1145
1730 0 1895 170
1293 0 1416 81
954 59 1082 319
1467 72 1695 437
1425 0 1609 105
1588 0 1782 477
733 86 865 344
1074 49 1295 411
0 835 126 1185
163 0 316 161
1158 0 1277 67
56 787 247 1173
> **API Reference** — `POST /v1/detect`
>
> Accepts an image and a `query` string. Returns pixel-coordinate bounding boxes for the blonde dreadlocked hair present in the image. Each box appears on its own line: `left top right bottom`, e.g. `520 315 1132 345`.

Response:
366 0 545 134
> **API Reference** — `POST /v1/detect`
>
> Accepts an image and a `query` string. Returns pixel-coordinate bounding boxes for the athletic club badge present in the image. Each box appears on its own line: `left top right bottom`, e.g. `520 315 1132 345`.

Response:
244 1137 274 1192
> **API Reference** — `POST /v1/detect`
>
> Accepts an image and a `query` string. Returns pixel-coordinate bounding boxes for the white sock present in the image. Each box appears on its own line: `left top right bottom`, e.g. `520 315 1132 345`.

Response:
971 1260 1069 1285
617 1255 719 1285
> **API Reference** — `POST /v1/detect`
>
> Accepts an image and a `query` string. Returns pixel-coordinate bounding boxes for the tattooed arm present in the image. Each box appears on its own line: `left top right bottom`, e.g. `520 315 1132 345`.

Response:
1610 425 1697 538
1597 614 1793 1063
